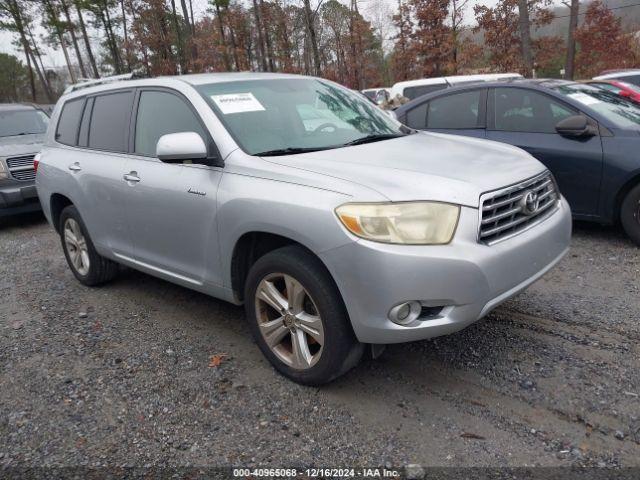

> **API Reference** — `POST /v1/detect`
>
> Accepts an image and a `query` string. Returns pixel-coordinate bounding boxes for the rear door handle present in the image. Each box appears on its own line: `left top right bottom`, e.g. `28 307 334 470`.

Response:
68 163 81 172
123 172 140 183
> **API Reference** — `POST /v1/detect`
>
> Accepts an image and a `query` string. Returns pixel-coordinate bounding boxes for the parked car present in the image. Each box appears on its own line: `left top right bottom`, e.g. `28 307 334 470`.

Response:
586 79 640 104
0 103 50 218
593 69 640 87
389 73 523 102
36 73 571 384
394 79 640 245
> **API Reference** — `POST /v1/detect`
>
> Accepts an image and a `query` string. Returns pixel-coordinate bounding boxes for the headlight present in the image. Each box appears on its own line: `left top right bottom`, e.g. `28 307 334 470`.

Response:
335 201 460 245
0 161 7 180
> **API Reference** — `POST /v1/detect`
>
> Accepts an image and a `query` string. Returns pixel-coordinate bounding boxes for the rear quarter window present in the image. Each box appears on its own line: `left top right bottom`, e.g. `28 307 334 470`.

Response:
405 103 428 129
55 98 85 145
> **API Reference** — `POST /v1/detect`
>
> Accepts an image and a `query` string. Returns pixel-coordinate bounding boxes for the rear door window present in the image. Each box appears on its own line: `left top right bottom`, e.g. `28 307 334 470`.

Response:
88 90 134 152
427 90 482 129
55 98 85 145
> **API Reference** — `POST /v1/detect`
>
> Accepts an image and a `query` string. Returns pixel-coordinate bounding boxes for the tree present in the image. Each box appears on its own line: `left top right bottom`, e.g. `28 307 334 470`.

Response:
410 0 452 77
390 0 414 81
0 0 53 101
574 0 637 78
85 0 124 74
169 0 187 72
449 0 468 74
74 0 100 78
474 0 556 76
42 0 77 83
59 0 88 78
0 53 29 101
129 0 178 75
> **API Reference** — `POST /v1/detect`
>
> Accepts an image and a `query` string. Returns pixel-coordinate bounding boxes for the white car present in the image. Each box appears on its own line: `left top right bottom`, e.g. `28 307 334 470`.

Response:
593 69 640 87
390 73 523 101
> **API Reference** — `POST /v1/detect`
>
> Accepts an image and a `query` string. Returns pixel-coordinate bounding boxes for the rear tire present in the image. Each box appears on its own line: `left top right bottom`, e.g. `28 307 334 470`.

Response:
244 245 363 385
59 205 119 286
621 184 640 246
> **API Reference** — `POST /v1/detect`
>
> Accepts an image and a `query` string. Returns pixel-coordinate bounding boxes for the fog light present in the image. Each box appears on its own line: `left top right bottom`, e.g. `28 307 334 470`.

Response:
397 303 411 321
388 301 421 326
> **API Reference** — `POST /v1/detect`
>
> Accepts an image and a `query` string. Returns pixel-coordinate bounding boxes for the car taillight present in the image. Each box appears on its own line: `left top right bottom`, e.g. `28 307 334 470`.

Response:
33 153 40 173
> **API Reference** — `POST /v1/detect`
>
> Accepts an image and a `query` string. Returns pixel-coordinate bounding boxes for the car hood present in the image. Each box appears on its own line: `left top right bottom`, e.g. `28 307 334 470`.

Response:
0 133 45 158
265 132 547 207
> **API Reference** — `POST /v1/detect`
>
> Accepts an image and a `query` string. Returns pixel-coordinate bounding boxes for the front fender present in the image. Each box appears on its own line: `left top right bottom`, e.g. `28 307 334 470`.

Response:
216 171 356 288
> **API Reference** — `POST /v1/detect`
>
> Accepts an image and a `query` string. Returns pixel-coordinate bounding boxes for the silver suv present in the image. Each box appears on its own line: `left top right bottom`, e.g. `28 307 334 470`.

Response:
0 104 49 217
36 73 572 384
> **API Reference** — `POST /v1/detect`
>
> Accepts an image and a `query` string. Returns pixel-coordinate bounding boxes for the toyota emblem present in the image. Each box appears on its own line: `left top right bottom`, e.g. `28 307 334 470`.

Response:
520 190 540 215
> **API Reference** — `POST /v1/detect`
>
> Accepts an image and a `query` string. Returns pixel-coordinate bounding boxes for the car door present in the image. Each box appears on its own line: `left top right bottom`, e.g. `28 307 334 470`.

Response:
58 90 136 257
486 87 604 216
402 88 487 139
120 88 224 287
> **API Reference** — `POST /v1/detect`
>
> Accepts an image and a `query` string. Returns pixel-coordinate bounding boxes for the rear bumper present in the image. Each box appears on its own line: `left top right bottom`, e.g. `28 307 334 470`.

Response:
0 181 41 217
320 198 572 344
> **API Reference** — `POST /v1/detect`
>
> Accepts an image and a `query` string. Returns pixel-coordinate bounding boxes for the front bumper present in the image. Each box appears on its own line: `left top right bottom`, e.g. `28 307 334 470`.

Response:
320 198 572 344
0 181 41 217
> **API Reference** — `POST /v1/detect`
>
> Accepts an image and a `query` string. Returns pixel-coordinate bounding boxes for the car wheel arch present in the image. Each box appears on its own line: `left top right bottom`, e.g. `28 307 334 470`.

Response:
229 231 338 304
614 171 640 223
50 193 74 233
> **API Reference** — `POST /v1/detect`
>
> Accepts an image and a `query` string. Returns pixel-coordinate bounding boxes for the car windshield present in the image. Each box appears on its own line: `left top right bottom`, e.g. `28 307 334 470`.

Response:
0 109 49 137
553 83 640 129
197 78 407 155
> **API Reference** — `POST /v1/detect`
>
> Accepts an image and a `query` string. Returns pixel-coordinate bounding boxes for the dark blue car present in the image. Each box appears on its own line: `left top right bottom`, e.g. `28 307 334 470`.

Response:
394 79 640 245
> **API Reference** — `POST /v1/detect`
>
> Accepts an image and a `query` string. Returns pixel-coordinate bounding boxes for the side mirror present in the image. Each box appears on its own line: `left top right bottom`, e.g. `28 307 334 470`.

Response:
156 131 209 164
555 115 597 138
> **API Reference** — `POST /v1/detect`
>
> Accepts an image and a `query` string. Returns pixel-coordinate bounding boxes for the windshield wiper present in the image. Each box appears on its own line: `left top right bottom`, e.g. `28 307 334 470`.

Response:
255 146 335 157
8 132 41 136
342 133 407 147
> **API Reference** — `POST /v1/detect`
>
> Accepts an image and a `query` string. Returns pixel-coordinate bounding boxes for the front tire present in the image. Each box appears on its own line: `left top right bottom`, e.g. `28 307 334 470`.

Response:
244 245 363 385
621 184 640 246
59 205 119 286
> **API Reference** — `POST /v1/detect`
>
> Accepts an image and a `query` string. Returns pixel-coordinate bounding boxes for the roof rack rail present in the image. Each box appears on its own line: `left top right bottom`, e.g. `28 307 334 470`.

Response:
64 72 145 94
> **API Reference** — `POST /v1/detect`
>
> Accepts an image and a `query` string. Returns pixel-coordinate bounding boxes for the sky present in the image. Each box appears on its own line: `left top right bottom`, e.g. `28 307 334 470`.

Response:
0 0 563 69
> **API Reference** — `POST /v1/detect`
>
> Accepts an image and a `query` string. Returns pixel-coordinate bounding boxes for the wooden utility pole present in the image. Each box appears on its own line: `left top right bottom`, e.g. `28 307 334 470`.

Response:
564 0 579 79
303 0 321 76
252 0 268 71
517 0 533 77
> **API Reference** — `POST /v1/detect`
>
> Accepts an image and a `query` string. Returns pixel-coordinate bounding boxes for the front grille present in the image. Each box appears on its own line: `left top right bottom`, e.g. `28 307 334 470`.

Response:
10 169 36 181
6 155 35 182
479 171 559 244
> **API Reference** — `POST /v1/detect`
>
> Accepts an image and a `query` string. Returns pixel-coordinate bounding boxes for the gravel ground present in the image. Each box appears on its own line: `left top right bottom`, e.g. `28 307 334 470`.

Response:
1 212 639 470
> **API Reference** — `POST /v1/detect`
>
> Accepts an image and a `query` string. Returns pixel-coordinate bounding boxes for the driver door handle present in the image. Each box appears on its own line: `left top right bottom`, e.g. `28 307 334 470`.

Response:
123 172 140 183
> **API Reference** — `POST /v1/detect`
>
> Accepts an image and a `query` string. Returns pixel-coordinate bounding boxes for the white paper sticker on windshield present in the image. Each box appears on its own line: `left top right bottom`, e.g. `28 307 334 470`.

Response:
210 92 265 114
567 93 600 106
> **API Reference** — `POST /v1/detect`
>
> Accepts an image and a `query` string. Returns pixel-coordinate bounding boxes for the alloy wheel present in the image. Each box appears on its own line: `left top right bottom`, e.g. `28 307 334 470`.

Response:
254 273 324 370
64 218 90 276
